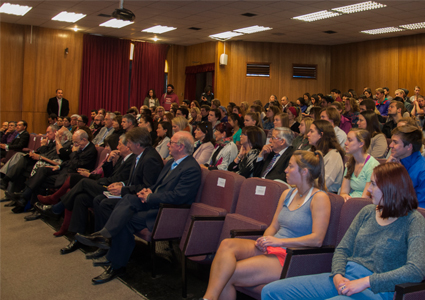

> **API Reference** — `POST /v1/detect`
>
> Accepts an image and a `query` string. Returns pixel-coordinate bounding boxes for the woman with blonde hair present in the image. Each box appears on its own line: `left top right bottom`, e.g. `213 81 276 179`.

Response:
292 117 313 150
171 116 189 133
340 129 380 201
202 150 331 300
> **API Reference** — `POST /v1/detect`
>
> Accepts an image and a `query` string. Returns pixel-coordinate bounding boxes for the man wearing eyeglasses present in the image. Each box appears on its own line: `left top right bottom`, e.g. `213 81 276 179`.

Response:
253 127 294 182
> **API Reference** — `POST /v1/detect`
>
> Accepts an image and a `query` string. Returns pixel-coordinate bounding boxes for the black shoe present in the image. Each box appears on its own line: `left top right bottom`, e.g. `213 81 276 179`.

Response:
4 200 16 207
0 195 10 202
11 199 27 214
86 248 108 260
34 202 61 219
60 240 82 255
93 257 111 267
92 266 125 285
0 179 8 190
75 232 111 250
24 211 42 221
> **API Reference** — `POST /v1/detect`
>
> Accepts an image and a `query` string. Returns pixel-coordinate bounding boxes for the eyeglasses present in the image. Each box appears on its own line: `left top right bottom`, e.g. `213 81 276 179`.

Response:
170 141 180 145
270 136 282 140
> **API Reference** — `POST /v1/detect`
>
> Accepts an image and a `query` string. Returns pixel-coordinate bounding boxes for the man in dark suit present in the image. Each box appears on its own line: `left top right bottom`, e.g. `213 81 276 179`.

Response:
12 129 97 213
47 89 69 117
76 131 201 284
0 120 30 160
253 127 294 182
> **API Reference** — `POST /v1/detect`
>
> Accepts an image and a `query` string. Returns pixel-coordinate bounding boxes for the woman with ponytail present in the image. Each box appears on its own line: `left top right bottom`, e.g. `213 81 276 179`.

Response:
201 150 331 300
244 111 266 144
340 129 380 201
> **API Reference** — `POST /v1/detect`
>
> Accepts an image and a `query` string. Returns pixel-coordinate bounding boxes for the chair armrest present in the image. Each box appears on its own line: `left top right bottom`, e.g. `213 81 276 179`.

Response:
286 246 335 255
160 203 191 209
151 205 191 240
395 281 425 300
231 229 265 238
191 215 226 221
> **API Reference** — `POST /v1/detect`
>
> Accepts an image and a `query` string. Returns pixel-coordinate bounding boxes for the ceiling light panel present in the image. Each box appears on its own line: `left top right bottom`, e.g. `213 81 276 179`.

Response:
0 2 32 16
361 27 405 35
333 1 386 14
100 19 134 29
292 10 341 22
400 22 425 30
52 11 86 23
234 25 272 34
142 25 176 34
209 31 243 40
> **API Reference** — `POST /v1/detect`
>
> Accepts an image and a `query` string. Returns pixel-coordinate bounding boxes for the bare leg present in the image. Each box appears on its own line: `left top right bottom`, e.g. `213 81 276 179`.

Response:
218 253 282 300
203 238 268 300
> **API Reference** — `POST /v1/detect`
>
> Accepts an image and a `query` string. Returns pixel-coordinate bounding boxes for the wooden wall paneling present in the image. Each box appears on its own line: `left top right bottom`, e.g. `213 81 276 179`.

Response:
184 41 215 66
398 34 425 92
0 23 24 123
166 45 186 99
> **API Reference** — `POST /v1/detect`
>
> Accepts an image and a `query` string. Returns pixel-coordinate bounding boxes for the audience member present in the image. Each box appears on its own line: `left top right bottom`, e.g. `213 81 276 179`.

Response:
200 105 210 122
382 101 404 138
47 89 69 117
121 114 137 132
75 131 201 284
359 99 386 123
287 107 300 134
172 116 190 133
308 120 344 193
153 121 172 159
357 111 388 158
262 163 425 300
144 89 159 108
154 106 166 122
91 114 104 138
375 88 390 116
388 125 425 208
253 127 294 181
320 107 347 149
208 108 222 133
343 97 360 128
263 106 280 130
228 113 243 146
321 95 334 107
92 112 115 147
211 99 220 110
330 102 352 134
228 126 263 178
189 107 201 127
245 112 266 144
48 113 58 125
0 121 16 144
292 117 313 151
193 122 214 165
138 115 157 142
200 85 214 106
218 106 228 123
0 120 29 160
203 150 331 300
160 84 179 111
204 122 238 171
340 129 380 200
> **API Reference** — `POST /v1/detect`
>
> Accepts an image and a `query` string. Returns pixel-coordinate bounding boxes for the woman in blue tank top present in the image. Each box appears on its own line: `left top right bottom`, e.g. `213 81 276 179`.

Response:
201 150 331 300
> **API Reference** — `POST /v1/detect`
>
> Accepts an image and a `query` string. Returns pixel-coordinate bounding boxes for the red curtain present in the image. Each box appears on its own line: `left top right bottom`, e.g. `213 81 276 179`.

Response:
130 42 169 107
184 63 215 101
79 34 131 117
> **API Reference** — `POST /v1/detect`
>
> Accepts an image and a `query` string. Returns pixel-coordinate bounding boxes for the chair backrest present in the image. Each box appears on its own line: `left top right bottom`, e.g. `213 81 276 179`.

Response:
322 193 345 246
417 207 425 218
95 146 106 168
195 168 210 203
336 197 372 245
34 134 44 150
199 170 245 213
217 178 288 244
377 158 387 165
26 133 37 151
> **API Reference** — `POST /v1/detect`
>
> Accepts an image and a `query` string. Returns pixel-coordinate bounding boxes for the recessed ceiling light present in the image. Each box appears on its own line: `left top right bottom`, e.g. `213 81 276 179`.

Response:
0 2 32 16
188 27 201 31
323 30 337 34
52 11 86 23
332 1 386 14
400 22 425 30
234 25 272 34
209 31 244 41
241 13 257 17
292 10 341 22
361 27 405 35
100 19 134 28
153 36 159 42
142 25 176 34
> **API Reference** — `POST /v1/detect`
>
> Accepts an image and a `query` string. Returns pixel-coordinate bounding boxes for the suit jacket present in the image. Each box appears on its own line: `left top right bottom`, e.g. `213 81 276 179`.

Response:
7 130 30 151
253 146 294 182
54 142 97 187
144 155 202 231
121 146 164 196
47 97 69 117
96 154 135 186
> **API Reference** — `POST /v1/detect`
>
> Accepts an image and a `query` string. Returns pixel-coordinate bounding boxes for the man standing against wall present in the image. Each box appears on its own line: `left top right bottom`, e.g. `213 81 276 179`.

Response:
160 84 179 112
47 89 69 117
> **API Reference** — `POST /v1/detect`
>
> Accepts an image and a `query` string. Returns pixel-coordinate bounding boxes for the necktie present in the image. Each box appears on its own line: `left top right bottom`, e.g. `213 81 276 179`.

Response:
171 161 178 170
128 155 141 186
262 152 280 178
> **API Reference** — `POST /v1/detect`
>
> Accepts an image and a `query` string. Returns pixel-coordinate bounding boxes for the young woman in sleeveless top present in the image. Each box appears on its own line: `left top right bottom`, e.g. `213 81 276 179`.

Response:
201 150 331 300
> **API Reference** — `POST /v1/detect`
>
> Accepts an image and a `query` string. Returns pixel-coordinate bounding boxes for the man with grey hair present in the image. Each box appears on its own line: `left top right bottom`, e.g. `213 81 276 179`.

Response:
253 127 294 182
75 131 201 284
92 112 115 147
12 129 97 213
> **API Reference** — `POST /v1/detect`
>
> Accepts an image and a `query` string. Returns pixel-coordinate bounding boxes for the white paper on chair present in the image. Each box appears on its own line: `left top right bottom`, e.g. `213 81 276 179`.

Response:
255 186 266 196
217 178 226 188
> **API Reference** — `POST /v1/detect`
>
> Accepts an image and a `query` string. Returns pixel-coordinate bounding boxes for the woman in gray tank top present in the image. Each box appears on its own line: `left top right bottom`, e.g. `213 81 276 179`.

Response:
201 150 331 300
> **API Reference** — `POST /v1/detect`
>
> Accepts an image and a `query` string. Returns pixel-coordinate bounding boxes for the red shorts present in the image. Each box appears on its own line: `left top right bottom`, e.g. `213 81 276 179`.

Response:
266 246 287 267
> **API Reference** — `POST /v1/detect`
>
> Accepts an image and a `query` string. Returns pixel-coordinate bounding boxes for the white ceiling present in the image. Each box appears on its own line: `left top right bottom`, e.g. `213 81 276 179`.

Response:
1 0 425 46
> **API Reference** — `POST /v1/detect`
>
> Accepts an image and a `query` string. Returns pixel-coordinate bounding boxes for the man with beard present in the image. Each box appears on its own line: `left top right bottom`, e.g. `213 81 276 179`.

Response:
160 84 179 112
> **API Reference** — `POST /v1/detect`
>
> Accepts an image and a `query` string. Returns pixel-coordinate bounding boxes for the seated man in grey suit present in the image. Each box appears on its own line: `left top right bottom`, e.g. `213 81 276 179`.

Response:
252 127 294 182
76 131 202 284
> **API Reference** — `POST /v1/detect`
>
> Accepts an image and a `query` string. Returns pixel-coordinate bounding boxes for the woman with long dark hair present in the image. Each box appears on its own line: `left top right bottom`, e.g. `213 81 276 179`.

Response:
153 121 172 159
357 111 387 158
193 122 214 165
143 89 159 108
